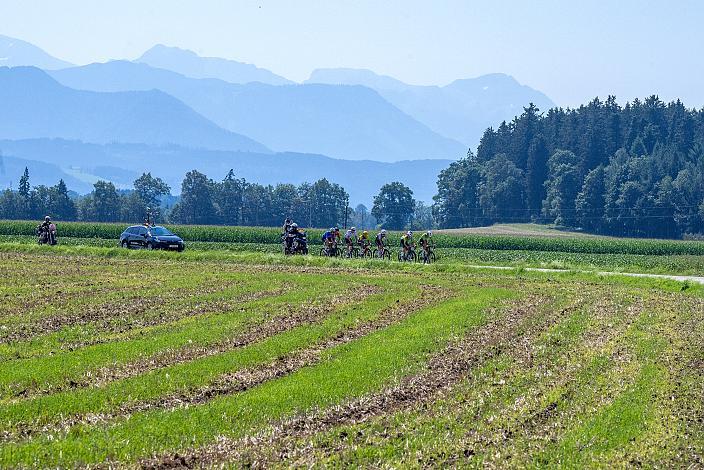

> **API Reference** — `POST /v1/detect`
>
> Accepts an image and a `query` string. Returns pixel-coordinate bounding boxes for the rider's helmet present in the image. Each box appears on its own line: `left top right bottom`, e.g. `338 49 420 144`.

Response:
291 223 298 229
285 217 291 224
351 227 356 232
334 227 339 232
45 215 51 222
329 227 335 232
427 230 432 236
363 230 368 235
407 231 413 237
381 229 387 235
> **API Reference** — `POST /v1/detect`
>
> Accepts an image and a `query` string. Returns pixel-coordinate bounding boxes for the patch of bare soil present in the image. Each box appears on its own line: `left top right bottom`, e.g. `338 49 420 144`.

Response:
0 280 249 345
142 289 573 469
8 285 444 445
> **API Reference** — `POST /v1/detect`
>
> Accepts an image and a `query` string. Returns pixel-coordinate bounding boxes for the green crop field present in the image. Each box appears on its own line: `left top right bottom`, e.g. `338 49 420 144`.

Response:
2 220 704 275
0 243 702 467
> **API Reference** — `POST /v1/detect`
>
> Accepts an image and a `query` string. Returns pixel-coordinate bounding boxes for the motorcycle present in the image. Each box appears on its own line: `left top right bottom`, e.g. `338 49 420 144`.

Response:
36 223 58 246
291 232 308 255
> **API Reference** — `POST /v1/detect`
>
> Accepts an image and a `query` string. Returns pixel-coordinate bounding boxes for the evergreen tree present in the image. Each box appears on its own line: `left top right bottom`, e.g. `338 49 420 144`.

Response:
525 134 549 219
478 154 526 223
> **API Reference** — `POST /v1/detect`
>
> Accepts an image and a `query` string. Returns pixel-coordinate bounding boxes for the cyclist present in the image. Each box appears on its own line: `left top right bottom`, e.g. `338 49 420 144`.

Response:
400 230 413 260
418 230 434 262
322 227 336 255
375 229 387 257
333 227 341 245
358 230 371 255
285 222 299 253
344 227 357 257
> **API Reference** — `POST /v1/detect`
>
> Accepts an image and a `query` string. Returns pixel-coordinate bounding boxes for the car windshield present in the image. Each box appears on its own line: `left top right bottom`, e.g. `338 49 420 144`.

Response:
149 227 174 236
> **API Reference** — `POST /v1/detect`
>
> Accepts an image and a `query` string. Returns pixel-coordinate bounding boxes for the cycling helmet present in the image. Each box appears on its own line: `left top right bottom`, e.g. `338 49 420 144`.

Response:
351 227 357 232
363 230 368 235
291 223 298 228
407 231 413 236
334 227 339 231
427 230 432 236
285 217 291 223
44 216 51 222
380 229 387 235
329 227 335 232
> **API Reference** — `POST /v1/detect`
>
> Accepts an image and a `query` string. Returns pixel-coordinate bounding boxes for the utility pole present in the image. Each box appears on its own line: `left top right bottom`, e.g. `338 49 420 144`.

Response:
344 196 349 229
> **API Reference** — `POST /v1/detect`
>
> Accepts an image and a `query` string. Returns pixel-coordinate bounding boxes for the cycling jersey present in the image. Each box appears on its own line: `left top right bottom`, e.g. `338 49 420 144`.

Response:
322 231 333 241
400 234 412 246
344 230 357 244
375 233 386 246
419 234 432 246
358 234 369 244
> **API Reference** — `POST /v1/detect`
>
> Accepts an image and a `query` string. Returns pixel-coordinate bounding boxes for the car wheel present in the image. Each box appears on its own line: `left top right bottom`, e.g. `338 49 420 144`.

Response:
121 239 129 249
146 242 155 250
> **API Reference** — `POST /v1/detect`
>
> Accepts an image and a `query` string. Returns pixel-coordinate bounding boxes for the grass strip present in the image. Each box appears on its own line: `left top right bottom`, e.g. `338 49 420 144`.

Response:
0 286 510 467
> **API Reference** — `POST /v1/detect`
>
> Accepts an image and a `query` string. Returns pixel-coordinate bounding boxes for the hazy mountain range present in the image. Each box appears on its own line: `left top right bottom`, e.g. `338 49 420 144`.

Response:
49 61 465 161
0 67 268 153
0 34 73 70
0 34 556 204
0 139 451 205
307 68 554 146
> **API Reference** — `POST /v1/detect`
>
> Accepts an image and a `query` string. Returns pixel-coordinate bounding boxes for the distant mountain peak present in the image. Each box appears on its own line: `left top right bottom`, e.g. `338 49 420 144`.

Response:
136 44 292 85
0 34 73 70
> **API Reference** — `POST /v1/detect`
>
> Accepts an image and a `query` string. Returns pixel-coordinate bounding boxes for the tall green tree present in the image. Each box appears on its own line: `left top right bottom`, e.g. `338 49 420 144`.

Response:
170 170 216 225
433 155 484 228
133 173 171 219
542 150 582 226
478 154 526 223
372 182 415 230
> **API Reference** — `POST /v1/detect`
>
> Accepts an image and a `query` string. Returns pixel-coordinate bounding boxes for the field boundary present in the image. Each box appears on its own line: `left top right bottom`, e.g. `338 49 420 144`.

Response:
466 265 704 285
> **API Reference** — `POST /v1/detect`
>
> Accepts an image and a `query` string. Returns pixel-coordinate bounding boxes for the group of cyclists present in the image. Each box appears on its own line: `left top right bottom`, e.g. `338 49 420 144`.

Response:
283 217 436 263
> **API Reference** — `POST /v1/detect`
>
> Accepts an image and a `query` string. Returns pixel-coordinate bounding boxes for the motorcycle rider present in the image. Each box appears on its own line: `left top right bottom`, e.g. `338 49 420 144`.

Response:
285 222 299 253
37 216 57 245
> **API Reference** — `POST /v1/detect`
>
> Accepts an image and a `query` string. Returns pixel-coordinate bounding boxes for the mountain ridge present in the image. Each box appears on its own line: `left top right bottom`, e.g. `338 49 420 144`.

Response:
50 60 466 162
136 44 293 85
307 68 555 146
0 66 269 153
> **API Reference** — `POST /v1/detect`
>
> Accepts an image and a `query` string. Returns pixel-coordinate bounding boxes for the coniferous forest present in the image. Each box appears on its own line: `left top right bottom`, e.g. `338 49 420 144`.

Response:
433 96 704 238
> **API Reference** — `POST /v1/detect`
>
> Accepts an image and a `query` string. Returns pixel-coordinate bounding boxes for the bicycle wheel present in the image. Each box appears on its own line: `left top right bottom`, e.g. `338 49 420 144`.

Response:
363 248 373 259
384 248 391 260
335 247 343 257
406 250 416 262
428 250 436 263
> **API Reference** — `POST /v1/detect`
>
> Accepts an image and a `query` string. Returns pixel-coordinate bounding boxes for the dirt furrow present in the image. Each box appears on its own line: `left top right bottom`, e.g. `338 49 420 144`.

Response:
7 285 444 445
142 288 576 469
8 285 384 406
0 280 249 345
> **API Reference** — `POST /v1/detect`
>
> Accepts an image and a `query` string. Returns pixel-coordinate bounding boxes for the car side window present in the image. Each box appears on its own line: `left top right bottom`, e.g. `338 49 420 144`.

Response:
128 227 138 235
137 227 148 236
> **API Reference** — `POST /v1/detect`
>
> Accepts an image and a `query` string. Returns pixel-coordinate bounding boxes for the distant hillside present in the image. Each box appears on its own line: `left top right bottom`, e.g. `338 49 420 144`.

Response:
0 66 269 153
307 68 555 147
0 139 452 204
51 61 465 162
0 34 73 70
136 44 292 85
0 153 93 193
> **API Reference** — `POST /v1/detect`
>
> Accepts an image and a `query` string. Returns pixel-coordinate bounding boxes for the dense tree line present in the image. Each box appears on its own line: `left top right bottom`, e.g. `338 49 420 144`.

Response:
0 168 384 229
434 97 704 237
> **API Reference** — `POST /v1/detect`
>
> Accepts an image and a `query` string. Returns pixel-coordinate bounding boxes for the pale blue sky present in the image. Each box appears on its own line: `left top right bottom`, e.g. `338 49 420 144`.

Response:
2 0 703 107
